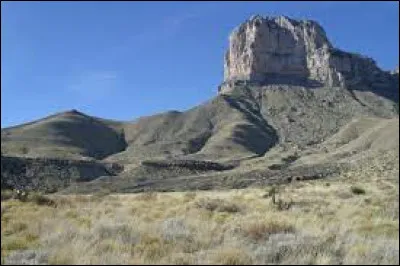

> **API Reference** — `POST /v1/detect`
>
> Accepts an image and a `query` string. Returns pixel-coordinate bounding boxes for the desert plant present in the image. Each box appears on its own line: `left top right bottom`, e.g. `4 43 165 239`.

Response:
212 248 253 265
183 192 197 201
20 146 29 155
350 186 366 195
13 189 29 202
194 198 240 213
92 188 111 201
265 186 293 210
241 220 295 241
263 186 278 199
282 153 299 164
136 191 158 201
28 192 57 207
274 198 293 211
268 163 286 170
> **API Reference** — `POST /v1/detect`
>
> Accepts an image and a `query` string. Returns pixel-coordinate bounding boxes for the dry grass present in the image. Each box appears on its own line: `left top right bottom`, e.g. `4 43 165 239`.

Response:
241 220 295 241
194 198 241 213
1 154 398 264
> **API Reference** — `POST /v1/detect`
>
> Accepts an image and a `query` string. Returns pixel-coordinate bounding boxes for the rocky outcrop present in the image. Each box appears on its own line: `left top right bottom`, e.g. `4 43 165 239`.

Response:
0 156 123 192
141 159 236 171
220 15 393 94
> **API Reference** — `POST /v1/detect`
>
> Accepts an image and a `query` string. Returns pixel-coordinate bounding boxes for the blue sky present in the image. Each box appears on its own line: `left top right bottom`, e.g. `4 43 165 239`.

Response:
1 1 399 128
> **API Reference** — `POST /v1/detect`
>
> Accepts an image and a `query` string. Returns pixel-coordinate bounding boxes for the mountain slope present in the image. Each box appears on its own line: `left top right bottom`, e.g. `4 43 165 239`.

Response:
1 15 398 193
1 110 127 160
2 83 398 165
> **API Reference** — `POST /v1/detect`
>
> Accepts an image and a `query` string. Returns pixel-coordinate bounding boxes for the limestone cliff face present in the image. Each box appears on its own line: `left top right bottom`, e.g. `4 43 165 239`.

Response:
220 15 387 93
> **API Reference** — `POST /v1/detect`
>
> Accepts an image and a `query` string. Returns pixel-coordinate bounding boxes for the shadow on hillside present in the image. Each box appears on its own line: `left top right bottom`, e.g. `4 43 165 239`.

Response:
221 94 279 155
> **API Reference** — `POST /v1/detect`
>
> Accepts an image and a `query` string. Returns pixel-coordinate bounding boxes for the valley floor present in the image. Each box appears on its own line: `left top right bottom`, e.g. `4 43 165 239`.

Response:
1 151 399 265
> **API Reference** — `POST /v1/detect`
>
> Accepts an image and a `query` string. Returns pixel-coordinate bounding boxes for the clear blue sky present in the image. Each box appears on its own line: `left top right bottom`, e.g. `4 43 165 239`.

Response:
1 1 399 128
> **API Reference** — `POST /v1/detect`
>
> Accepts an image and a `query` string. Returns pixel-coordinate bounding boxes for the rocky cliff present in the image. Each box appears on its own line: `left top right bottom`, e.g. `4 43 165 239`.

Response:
220 15 396 95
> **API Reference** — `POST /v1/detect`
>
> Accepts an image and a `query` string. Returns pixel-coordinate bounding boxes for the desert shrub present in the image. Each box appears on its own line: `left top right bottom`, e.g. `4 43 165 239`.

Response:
1 236 30 252
133 234 171 262
136 191 157 201
264 186 293 210
94 222 138 245
47 250 75 265
160 218 192 242
20 146 29 155
183 192 197 201
268 164 285 170
241 221 295 242
136 176 148 182
28 192 57 207
6 221 28 233
194 198 241 213
44 187 58 194
350 186 366 195
212 248 253 265
92 189 111 201
13 189 29 202
282 154 299 164
196 183 213 190
53 197 73 208
273 198 293 211
263 186 278 198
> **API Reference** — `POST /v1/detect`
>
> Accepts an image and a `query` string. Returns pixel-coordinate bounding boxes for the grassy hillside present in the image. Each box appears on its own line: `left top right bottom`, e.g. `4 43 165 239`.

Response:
1 110 126 160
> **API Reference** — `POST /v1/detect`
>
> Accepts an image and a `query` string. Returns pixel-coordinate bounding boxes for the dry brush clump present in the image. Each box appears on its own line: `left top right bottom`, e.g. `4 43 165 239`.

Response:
240 220 296 242
194 198 241 213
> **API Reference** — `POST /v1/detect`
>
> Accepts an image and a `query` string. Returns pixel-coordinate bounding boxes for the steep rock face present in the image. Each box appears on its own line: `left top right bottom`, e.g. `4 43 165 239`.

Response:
220 15 391 93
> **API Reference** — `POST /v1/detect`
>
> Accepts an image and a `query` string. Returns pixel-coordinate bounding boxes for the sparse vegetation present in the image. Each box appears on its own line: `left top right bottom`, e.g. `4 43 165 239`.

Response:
282 153 299 164
20 145 29 155
194 198 241 213
136 191 158 201
241 220 295 241
29 193 57 207
350 186 366 195
1 164 398 265
1 190 14 201
264 185 293 210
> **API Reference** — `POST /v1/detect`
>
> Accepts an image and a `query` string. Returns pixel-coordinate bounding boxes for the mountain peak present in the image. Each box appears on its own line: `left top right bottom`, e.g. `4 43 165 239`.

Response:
60 109 87 117
220 15 386 94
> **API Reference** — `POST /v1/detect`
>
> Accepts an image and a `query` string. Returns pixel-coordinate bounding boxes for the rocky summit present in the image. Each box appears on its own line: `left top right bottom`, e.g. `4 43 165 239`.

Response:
220 15 398 98
1 15 399 194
